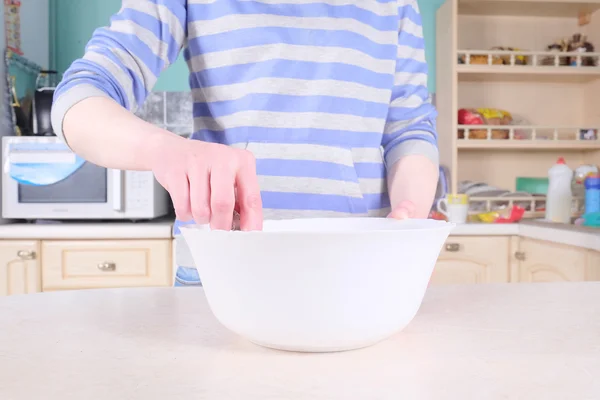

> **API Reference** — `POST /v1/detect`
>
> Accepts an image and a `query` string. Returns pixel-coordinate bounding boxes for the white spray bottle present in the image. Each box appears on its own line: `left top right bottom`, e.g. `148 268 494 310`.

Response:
545 157 573 224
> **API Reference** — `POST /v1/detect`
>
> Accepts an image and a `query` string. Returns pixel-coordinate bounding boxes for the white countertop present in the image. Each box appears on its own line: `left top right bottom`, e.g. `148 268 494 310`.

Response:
0 218 598 251
520 221 600 252
451 221 600 251
1 284 599 399
0 219 174 239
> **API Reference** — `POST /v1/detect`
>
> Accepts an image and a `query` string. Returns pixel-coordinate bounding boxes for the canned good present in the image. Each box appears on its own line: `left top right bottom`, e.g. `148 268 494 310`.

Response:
580 129 598 140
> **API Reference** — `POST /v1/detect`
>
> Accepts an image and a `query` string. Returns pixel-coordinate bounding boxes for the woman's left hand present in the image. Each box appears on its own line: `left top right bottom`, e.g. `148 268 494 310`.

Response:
388 200 416 220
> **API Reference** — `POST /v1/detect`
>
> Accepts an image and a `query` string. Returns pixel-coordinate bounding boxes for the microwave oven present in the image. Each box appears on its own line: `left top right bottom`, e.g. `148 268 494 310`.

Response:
2 137 171 220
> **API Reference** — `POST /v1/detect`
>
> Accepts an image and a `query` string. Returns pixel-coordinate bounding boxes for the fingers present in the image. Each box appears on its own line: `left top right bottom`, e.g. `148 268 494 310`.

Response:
235 151 263 231
209 165 236 230
389 200 416 220
389 208 410 220
180 144 262 231
168 174 192 222
188 168 211 225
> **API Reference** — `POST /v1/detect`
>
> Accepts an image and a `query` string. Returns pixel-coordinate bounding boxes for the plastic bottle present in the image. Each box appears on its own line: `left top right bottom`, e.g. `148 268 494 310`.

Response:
572 165 599 199
545 157 573 224
584 174 600 214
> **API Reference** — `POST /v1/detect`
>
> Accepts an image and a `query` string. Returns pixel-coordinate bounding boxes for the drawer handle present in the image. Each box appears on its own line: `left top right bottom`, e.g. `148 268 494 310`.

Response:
97 262 116 272
17 250 36 260
515 251 526 261
445 243 461 252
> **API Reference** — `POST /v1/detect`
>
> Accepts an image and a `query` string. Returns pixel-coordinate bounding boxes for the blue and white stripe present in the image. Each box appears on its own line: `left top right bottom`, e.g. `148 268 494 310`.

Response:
52 0 438 267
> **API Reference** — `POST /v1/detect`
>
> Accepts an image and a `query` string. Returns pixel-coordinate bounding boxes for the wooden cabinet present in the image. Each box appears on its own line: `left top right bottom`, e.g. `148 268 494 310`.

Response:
587 251 600 281
430 236 511 285
0 232 597 295
41 239 172 291
513 238 590 283
0 240 41 296
432 236 600 285
436 0 598 217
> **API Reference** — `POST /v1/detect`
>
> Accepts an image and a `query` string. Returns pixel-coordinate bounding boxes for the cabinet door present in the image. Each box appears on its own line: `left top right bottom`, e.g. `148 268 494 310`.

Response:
42 240 172 291
0 241 41 296
515 238 587 283
430 236 510 285
585 251 600 281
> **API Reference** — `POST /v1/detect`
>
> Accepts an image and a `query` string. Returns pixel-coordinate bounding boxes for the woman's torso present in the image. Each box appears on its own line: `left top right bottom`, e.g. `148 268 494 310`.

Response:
182 0 400 220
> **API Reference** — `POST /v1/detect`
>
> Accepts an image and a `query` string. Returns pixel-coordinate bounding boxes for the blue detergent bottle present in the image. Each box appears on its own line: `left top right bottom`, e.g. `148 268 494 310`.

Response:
584 174 600 214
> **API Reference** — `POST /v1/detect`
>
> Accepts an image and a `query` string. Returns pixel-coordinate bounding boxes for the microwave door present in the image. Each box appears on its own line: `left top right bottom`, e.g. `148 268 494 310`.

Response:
17 161 108 204
4 146 114 219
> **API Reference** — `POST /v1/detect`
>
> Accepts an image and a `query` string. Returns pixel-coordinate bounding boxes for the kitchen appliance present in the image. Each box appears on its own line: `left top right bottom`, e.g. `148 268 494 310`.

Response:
180 218 454 352
2 137 170 220
29 70 58 136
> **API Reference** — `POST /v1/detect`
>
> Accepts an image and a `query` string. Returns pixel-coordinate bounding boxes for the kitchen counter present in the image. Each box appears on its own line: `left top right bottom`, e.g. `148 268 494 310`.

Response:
0 218 174 239
453 221 600 251
1 218 598 251
520 220 600 252
1 283 599 399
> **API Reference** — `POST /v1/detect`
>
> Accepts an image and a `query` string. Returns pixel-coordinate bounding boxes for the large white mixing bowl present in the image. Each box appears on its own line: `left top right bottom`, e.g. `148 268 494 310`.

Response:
180 218 454 352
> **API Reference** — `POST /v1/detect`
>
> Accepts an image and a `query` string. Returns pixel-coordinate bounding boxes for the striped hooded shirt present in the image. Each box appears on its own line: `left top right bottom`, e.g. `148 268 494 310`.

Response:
52 0 438 268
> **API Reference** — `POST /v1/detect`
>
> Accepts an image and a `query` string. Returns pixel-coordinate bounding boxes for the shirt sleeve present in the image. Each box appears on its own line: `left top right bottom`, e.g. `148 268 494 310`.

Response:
381 0 439 169
51 0 187 141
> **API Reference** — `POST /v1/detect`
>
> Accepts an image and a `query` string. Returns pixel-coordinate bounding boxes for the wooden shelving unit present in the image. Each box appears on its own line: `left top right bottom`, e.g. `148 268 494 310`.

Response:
457 125 600 149
457 50 600 82
468 195 585 218
436 0 600 217
458 0 600 18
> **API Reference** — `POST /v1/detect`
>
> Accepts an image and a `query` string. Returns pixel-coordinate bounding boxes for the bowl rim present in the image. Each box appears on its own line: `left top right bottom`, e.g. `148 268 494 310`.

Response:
179 217 456 235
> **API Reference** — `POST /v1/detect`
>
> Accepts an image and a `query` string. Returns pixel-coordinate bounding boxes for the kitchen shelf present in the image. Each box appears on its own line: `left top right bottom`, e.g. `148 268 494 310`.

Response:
457 125 600 150
436 0 600 196
458 0 600 18
469 195 584 219
457 50 600 82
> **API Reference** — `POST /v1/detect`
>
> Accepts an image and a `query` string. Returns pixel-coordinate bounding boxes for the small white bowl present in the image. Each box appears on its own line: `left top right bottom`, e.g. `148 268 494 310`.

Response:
181 218 454 352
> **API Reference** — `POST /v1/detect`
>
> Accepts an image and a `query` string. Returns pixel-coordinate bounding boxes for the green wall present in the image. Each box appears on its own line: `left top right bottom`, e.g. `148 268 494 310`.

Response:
51 0 187 91
51 0 445 92
422 0 447 91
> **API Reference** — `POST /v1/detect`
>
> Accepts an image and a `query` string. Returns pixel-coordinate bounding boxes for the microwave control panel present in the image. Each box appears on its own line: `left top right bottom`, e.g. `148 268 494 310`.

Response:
124 171 159 212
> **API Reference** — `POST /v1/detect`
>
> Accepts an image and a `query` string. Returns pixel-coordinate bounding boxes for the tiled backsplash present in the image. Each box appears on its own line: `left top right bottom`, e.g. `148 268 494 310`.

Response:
135 91 193 137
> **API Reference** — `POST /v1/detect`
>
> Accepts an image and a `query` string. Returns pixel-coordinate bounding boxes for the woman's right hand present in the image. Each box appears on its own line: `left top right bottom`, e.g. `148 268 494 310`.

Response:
150 135 263 231
60 97 261 230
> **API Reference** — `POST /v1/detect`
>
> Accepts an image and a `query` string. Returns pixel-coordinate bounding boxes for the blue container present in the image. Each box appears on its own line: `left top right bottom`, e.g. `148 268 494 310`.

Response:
582 212 600 228
585 175 600 214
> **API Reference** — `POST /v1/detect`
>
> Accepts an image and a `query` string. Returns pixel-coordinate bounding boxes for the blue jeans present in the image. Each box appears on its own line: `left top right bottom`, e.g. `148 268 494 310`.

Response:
174 266 202 287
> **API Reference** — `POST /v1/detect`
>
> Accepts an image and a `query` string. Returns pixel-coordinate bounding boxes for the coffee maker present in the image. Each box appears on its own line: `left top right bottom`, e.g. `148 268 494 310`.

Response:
29 70 58 136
